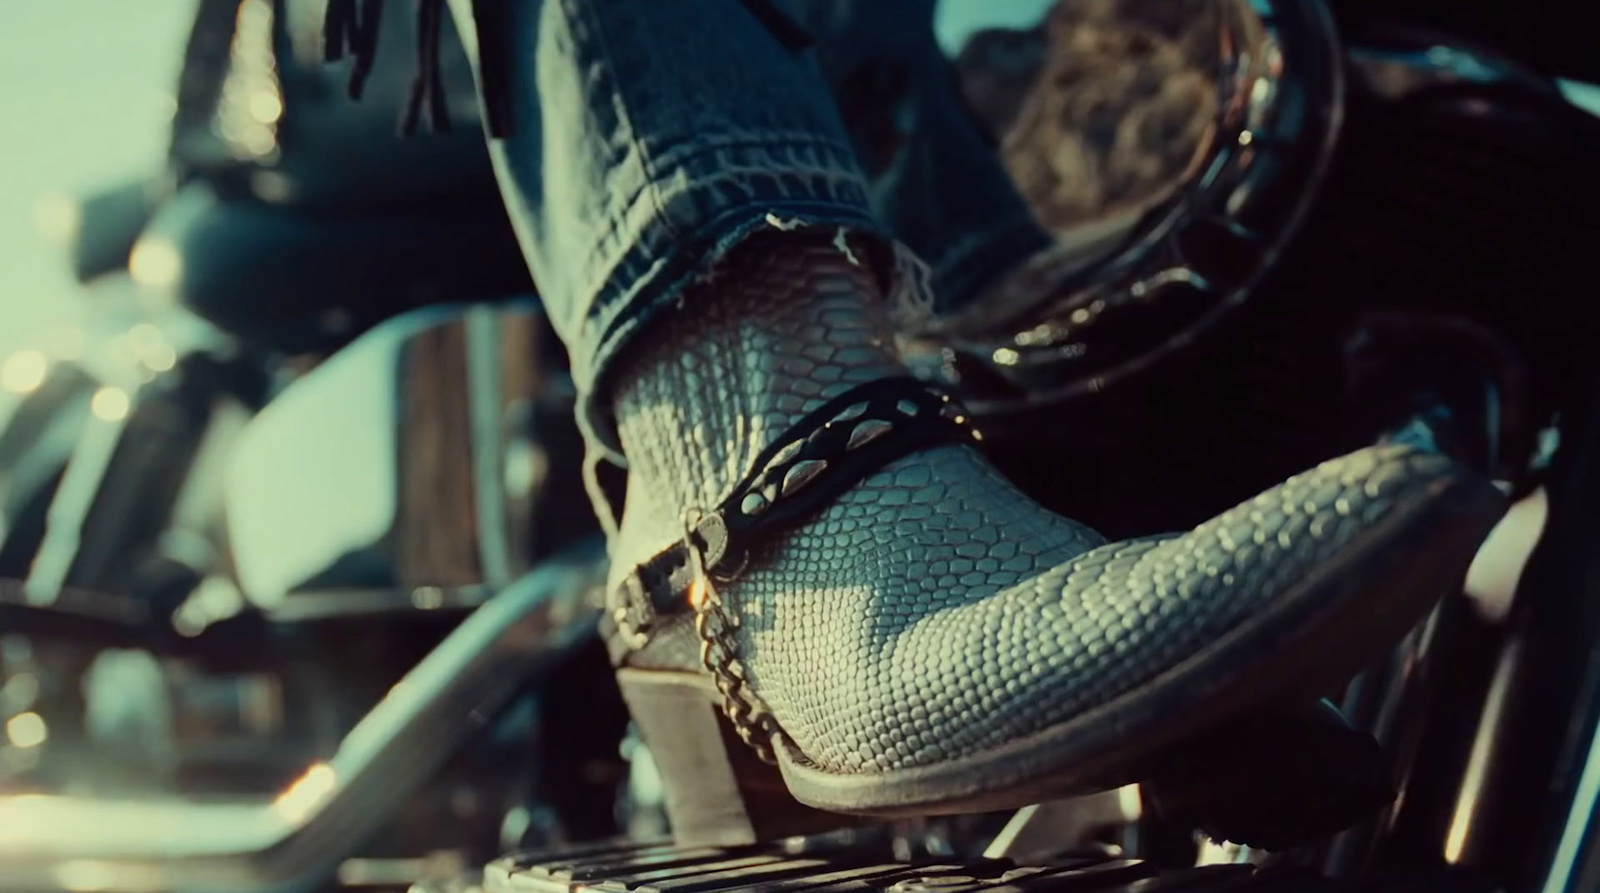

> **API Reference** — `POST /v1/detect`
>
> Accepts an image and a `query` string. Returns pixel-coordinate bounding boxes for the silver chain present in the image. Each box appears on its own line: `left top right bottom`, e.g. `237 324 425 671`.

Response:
684 510 782 764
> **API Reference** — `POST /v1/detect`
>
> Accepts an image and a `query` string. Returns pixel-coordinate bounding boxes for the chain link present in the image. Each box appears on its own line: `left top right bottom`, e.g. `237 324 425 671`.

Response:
684 510 782 765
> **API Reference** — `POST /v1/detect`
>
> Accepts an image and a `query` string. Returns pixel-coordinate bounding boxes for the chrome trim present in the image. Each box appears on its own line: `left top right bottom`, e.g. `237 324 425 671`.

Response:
1541 705 1600 893
1322 602 1451 873
927 0 1345 414
262 584 495 623
983 790 1141 862
0 542 604 893
0 355 95 470
22 390 136 602
19 385 136 601
1348 45 1555 101
6 304 241 608
225 304 550 605
466 306 513 587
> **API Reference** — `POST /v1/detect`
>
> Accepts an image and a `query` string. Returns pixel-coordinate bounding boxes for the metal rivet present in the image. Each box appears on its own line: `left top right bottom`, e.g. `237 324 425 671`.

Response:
768 439 804 468
741 492 769 516
940 404 965 423
782 459 828 496
847 419 893 450
897 399 919 416
834 402 869 423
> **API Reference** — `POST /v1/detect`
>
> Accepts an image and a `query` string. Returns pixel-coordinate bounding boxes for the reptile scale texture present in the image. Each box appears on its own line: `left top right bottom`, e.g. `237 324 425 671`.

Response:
604 239 1507 825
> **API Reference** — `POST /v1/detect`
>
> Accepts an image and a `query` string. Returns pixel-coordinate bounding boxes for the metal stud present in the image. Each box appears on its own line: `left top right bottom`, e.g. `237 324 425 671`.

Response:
741 492 769 516
782 459 828 496
833 402 869 423
847 419 893 450
767 439 805 469
940 404 966 424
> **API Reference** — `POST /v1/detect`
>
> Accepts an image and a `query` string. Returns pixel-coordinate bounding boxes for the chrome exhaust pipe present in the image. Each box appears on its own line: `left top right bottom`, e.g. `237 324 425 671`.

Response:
0 540 604 893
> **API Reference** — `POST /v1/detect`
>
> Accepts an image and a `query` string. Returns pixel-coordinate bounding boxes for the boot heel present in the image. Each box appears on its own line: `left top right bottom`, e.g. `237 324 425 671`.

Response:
617 667 855 846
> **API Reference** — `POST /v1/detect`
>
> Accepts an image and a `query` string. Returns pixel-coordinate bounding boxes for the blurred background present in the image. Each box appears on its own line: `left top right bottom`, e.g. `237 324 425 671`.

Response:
6 0 1592 360
0 0 1057 357
0 3 194 352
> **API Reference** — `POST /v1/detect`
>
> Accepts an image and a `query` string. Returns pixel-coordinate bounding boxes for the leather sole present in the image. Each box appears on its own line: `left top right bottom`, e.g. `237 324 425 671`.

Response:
620 470 1506 838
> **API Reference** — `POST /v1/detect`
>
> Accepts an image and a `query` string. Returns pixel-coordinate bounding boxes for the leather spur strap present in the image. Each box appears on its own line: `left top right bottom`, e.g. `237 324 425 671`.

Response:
610 377 982 647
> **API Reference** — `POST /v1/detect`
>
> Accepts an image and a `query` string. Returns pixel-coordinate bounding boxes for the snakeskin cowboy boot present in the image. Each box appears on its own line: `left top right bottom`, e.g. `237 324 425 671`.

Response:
601 235 1508 845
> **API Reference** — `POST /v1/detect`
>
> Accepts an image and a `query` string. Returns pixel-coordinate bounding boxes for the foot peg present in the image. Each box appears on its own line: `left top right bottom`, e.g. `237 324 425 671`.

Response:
484 832 1489 893
1141 700 1393 850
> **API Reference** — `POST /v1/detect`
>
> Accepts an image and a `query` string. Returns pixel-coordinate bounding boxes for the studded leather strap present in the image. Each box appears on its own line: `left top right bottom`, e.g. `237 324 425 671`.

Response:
611 377 982 643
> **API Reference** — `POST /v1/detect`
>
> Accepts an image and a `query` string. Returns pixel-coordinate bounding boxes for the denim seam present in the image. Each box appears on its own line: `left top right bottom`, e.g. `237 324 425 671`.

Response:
575 147 872 332
591 200 885 350
577 137 868 283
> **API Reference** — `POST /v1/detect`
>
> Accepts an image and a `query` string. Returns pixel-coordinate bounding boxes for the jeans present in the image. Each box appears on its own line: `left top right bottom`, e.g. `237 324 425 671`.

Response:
435 0 1048 525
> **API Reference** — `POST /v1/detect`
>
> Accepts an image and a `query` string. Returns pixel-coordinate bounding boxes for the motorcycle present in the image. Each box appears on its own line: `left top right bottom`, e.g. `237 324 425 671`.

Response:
2 0 623 881
6 0 1600 891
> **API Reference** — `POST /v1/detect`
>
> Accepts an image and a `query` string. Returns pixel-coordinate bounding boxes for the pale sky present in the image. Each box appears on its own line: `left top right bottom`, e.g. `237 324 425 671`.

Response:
936 0 1057 54
0 1 192 352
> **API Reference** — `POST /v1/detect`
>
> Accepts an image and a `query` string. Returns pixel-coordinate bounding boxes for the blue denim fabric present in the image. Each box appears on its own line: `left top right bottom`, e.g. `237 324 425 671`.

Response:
472 0 873 467
442 0 1046 473
792 0 1052 316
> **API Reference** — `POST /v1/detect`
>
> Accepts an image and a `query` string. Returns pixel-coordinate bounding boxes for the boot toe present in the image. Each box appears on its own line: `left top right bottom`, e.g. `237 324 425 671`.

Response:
762 444 1501 784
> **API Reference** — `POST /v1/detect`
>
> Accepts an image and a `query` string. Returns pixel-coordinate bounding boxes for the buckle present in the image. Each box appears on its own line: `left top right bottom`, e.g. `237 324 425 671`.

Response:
606 377 980 654
608 573 654 651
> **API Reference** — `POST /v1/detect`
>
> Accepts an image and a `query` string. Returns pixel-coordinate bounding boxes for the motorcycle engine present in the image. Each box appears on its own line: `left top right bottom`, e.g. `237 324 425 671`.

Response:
921 0 1599 539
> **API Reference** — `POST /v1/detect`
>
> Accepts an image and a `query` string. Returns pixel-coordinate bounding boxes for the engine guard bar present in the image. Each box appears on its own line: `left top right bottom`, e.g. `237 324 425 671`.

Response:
0 539 605 893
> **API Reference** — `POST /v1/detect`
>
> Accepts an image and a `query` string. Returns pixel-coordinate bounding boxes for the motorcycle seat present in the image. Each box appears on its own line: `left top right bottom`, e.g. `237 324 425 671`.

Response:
44 176 169 286
130 181 533 356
